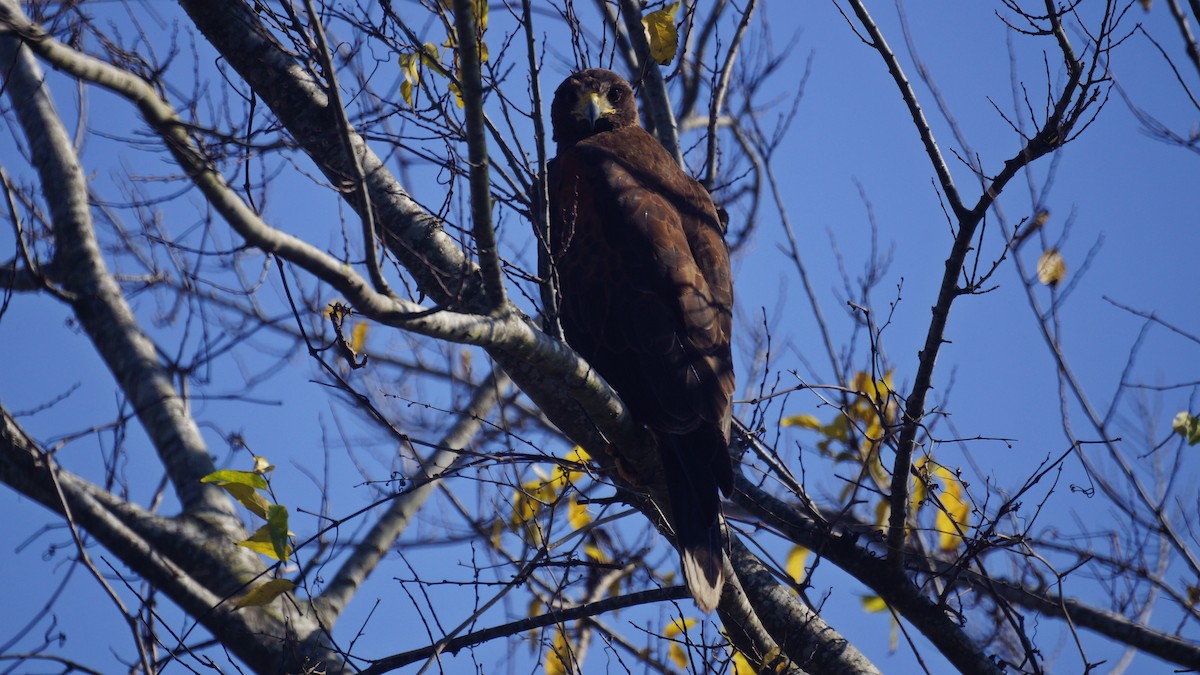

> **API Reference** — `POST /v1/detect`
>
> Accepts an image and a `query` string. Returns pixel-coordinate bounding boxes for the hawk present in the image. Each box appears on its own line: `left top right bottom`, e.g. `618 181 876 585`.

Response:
547 69 735 612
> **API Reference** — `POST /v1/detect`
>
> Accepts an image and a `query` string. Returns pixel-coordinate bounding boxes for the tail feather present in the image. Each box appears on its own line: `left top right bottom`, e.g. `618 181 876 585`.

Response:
678 519 724 613
660 432 727 613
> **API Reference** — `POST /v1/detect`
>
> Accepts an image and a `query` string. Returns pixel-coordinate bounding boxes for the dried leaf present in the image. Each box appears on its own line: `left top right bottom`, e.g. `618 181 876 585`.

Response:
349 321 369 355
221 482 272 520
665 617 696 638
239 522 294 561
545 628 570 675
251 456 275 475
1172 412 1200 445
730 649 755 674
785 545 809 584
861 595 888 613
641 2 681 66
932 466 970 552
234 578 295 609
399 52 419 106
200 469 268 490
567 496 590 530
1037 248 1066 286
780 414 822 429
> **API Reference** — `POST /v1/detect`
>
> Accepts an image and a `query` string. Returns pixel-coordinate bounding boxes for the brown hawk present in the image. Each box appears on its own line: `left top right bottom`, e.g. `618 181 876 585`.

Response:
547 68 735 612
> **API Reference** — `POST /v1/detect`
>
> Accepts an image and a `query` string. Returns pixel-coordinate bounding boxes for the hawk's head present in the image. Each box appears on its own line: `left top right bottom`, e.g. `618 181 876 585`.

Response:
550 69 639 145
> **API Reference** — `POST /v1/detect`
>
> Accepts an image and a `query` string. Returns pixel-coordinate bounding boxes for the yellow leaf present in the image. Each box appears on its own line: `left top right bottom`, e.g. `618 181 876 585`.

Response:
559 446 590 484
911 456 929 508
583 542 609 563
665 617 696 638
226 483 273 519
1173 411 1200 445
234 578 295 609
1037 248 1066 286
1139 0 1151 10
545 628 570 675
565 446 590 463
421 42 440 66
349 321 369 355
448 81 464 108
251 456 275 474
567 496 590 530
470 0 488 31
669 642 688 668
399 52 419 106
201 469 267 490
266 504 291 561
665 616 696 668
202 470 271 519
785 545 809 584
641 1 680 66
852 370 894 402
731 649 755 674
780 414 822 429
510 483 542 528
932 466 970 552
760 646 786 673
861 595 888 613
239 523 294 561
490 518 503 548
873 498 890 534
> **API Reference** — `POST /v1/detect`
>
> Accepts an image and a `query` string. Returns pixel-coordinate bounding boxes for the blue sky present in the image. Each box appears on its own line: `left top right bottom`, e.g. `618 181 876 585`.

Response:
2 1 1198 673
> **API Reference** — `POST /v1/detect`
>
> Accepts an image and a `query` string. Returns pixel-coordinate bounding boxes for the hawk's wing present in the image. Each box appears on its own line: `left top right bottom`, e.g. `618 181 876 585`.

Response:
549 124 734 493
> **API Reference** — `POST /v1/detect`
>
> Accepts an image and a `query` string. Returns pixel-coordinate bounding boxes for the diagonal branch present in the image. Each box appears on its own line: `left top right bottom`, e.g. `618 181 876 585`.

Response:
0 405 347 673
314 369 511 624
728 534 881 675
174 0 656 484
0 4 648 478
357 586 691 674
0 15 233 518
733 475 1005 674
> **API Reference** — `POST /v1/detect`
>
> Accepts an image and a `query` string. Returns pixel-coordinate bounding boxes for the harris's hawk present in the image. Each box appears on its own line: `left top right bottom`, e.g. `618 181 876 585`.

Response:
547 69 735 612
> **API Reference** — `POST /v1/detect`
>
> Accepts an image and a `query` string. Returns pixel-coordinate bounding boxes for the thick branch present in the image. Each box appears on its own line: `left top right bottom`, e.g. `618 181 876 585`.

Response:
0 6 648 478
949 565 1200 670
729 535 880 675
173 0 654 482
0 405 348 673
0 14 231 518
733 475 1004 674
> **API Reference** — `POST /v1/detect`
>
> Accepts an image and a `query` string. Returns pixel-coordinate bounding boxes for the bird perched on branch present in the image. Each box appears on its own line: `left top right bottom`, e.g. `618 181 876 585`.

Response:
547 68 735 612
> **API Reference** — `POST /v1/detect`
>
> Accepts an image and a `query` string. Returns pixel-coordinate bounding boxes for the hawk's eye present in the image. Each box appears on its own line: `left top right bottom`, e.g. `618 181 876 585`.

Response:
606 88 622 104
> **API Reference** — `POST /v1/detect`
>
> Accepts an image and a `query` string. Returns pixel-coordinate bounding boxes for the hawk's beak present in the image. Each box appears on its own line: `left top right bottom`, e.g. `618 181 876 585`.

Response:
576 92 613 128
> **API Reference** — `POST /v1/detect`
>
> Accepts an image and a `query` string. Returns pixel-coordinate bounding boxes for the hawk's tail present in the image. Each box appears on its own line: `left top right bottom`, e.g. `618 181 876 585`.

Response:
677 515 725 613
660 432 728 613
